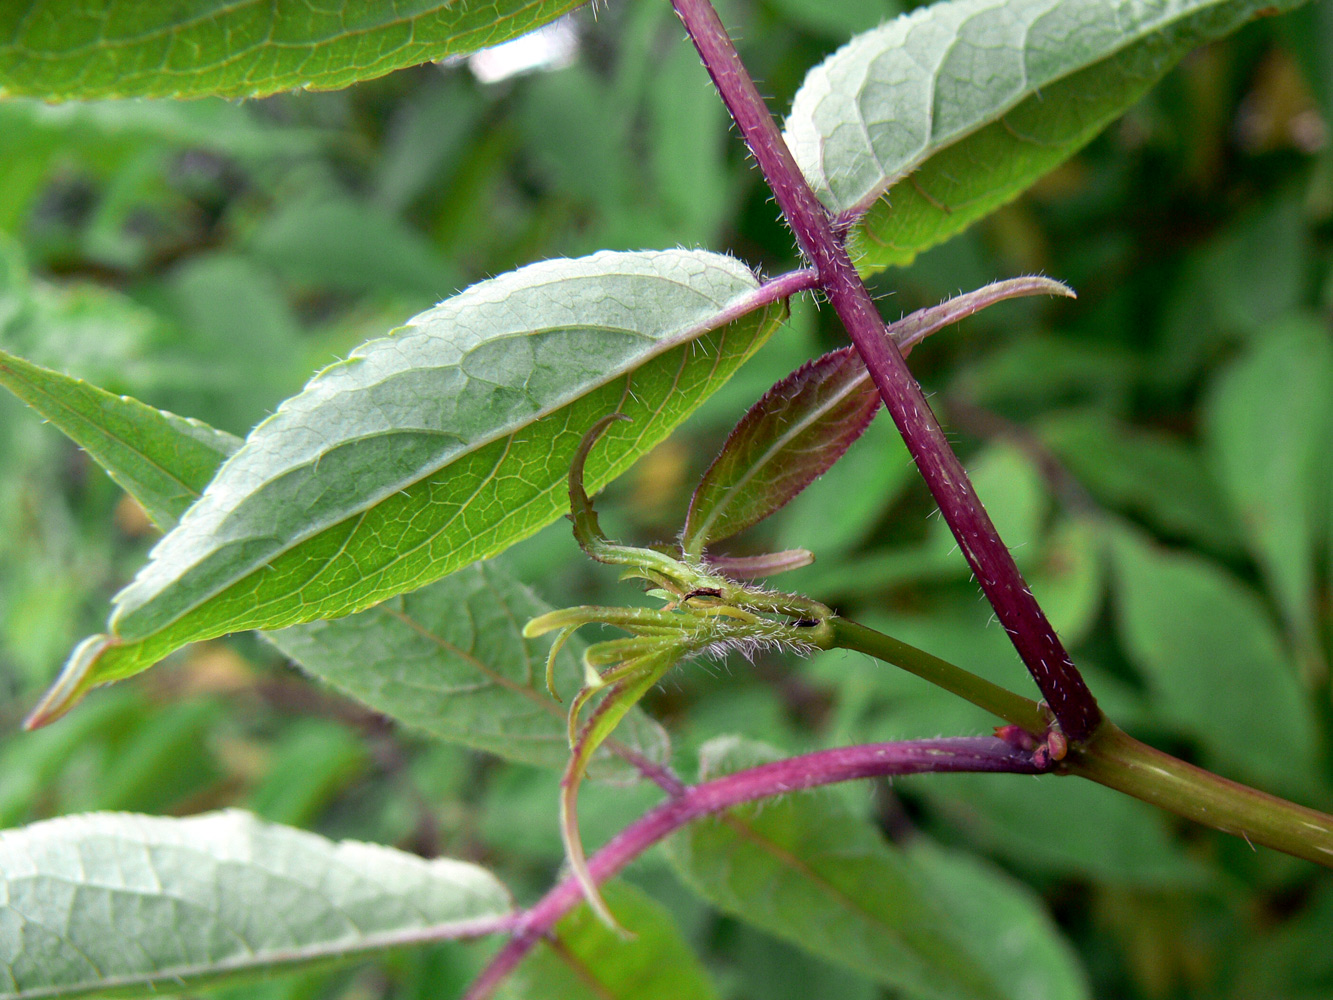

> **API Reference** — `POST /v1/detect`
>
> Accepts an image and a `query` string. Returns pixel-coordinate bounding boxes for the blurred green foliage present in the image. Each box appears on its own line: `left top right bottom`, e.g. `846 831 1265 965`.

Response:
1 0 1331 997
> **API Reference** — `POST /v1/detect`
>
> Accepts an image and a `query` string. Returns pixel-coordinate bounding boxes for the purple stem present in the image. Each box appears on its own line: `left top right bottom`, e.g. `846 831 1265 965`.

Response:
668 0 1101 741
726 265 821 318
462 736 1044 1000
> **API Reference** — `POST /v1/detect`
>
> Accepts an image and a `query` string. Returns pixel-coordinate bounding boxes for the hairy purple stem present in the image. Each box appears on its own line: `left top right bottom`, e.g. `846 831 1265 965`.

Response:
729 265 821 317
668 0 1100 741
462 736 1044 1000
608 743 686 796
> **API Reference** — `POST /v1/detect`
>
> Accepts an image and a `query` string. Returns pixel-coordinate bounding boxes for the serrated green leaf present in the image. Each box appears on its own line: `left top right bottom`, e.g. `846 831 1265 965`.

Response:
784 0 1303 272
0 354 668 772
0 810 510 999
1107 524 1320 797
39 249 784 723
0 1 588 101
683 347 880 556
667 736 1039 1000
1205 318 1333 670
0 347 240 532
495 882 720 1000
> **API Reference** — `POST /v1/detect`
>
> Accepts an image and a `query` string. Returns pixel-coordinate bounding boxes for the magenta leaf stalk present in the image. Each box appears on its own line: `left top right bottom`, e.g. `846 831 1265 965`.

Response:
462 736 1046 1000
668 0 1101 742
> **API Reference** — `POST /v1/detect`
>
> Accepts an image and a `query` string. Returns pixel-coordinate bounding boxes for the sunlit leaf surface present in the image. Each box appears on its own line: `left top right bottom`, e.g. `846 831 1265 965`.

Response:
46 249 784 717
0 0 589 100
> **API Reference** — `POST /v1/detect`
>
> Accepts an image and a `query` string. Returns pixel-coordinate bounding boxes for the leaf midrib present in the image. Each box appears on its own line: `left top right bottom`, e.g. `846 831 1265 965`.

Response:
3 914 509 1000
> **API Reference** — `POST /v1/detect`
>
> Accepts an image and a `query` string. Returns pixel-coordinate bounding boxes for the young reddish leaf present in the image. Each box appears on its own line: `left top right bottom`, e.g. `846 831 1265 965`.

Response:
704 549 814 578
681 275 1073 558
683 347 880 556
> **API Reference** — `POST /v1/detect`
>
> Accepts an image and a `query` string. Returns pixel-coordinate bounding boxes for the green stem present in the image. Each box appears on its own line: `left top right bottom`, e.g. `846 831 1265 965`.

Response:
830 618 1047 733
834 618 1333 868
1065 725 1333 868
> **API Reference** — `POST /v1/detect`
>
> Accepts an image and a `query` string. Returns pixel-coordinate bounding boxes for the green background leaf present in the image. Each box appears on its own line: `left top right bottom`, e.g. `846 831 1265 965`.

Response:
1204 317 1333 672
0 0 588 100
665 737 1086 1000
270 561 669 779
0 347 239 531
907 841 1090 1000
495 882 720 1000
1107 524 1321 797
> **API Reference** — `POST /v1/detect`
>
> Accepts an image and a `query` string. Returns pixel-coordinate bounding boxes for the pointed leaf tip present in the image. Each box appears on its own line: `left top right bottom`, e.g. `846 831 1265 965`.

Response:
23 634 113 730
891 276 1077 356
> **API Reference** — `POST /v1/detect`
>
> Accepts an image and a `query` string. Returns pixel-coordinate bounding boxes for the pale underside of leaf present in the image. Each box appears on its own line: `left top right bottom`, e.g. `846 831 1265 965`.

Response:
0 0 588 100
113 250 768 638
49 249 784 718
784 0 1302 269
0 339 668 767
0 810 510 999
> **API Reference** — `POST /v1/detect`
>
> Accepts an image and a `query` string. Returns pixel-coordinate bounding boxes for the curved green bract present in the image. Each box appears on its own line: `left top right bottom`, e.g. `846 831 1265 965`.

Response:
0 810 509 999
783 0 1302 272
46 250 782 719
0 0 586 100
